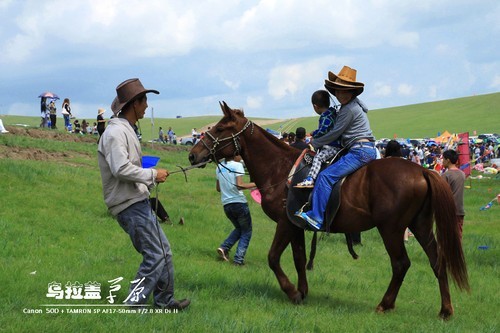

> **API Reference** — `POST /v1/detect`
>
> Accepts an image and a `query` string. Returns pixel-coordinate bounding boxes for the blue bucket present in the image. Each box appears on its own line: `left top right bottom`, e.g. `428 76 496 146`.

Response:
142 156 160 168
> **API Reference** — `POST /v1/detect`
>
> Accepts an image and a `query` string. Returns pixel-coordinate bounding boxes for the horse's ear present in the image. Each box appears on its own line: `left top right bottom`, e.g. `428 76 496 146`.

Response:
220 101 234 120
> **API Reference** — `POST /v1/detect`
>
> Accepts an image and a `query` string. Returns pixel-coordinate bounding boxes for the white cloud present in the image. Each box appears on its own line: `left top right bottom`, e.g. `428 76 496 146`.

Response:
428 85 438 99
267 56 345 100
490 75 500 89
398 84 414 96
246 96 262 109
372 82 392 97
221 78 240 90
0 0 499 120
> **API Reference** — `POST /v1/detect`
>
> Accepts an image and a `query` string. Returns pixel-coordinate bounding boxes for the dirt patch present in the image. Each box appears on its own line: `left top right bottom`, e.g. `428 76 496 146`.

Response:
5 126 97 143
1 126 188 163
0 146 77 162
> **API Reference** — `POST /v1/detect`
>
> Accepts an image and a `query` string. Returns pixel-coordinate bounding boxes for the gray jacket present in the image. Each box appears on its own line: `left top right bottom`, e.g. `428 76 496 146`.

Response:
97 118 157 216
311 97 374 149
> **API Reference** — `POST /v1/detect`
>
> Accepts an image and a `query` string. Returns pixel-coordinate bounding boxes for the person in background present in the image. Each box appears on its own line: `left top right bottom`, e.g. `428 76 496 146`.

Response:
61 98 72 131
81 120 89 134
49 100 57 129
159 127 166 143
216 155 256 266
98 78 190 310
40 97 48 128
281 132 289 144
73 119 81 134
287 132 296 145
97 108 106 140
441 149 466 240
290 127 309 150
384 140 402 158
167 127 175 144
410 151 420 164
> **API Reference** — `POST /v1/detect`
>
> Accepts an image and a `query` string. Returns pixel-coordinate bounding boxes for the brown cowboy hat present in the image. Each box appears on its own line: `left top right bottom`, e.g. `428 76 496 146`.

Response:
111 78 159 115
97 108 105 115
324 65 364 96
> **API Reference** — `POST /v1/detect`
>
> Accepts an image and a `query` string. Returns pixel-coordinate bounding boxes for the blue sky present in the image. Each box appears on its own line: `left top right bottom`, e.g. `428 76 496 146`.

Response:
1 0 498 121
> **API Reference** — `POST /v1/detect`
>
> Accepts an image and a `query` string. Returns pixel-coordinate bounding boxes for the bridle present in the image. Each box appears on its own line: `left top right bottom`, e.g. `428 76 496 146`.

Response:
200 120 254 161
197 119 312 192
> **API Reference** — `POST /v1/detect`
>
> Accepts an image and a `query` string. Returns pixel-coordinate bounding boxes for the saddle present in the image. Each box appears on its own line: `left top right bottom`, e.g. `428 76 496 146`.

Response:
285 149 345 233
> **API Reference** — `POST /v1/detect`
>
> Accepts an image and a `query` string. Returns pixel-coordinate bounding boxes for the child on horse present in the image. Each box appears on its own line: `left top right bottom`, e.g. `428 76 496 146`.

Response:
296 66 377 231
295 90 341 188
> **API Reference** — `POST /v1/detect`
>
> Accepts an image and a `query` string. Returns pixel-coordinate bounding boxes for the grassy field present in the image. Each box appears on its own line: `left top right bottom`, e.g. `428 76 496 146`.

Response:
2 91 499 141
0 93 499 332
0 128 498 333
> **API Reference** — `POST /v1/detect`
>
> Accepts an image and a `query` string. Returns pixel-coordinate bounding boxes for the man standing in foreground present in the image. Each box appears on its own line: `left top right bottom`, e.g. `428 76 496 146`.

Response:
97 78 190 310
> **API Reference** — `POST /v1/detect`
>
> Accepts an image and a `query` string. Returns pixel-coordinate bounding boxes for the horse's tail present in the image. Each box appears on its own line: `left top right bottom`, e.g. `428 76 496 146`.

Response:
424 169 470 291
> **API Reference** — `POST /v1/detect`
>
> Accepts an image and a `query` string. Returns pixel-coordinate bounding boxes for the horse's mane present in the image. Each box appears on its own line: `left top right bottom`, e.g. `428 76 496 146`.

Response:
231 108 294 152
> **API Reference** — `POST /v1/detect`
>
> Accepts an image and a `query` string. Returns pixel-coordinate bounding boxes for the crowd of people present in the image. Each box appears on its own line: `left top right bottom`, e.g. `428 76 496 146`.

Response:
280 130 500 170
158 126 177 144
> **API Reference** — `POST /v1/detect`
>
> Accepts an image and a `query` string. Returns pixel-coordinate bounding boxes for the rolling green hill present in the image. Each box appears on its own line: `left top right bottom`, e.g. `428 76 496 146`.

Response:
266 92 500 140
1 92 498 140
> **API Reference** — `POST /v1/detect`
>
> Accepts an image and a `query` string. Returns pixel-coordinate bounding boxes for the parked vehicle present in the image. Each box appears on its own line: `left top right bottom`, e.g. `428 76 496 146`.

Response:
180 134 201 145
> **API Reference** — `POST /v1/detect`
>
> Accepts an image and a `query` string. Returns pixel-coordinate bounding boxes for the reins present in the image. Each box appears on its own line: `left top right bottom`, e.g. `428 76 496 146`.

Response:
197 119 311 191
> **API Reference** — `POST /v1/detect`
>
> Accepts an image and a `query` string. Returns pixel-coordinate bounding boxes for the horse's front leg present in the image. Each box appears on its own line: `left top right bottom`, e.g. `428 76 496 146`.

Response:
290 226 308 298
268 219 304 303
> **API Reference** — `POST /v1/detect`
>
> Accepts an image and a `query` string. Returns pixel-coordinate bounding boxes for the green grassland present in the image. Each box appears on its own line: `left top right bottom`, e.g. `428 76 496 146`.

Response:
2 92 499 141
0 94 499 332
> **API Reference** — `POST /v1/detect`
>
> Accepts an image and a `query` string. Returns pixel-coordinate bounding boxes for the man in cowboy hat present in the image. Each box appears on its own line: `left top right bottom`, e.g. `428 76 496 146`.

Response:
97 78 190 310
296 66 377 231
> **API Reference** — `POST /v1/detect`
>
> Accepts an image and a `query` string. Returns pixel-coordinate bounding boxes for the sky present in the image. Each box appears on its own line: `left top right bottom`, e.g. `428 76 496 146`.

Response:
0 0 499 121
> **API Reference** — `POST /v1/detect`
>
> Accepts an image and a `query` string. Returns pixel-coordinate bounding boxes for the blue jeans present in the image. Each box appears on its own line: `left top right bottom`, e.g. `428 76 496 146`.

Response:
63 115 70 129
221 202 253 264
116 199 175 307
306 144 378 224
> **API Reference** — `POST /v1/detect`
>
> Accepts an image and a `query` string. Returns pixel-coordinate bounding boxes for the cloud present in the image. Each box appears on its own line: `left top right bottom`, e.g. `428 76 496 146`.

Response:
0 1 499 120
398 84 414 96
372 82 392 97
246 96 262 109
490 75 500 89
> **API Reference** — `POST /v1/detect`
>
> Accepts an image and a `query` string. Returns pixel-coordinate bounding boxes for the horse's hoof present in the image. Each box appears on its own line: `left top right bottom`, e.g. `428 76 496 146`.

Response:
439 309 453 320
289 291 304 304
375 303 394 313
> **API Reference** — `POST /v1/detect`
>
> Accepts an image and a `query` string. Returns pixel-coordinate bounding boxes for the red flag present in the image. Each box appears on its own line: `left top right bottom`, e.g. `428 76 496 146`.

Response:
457 132 470 177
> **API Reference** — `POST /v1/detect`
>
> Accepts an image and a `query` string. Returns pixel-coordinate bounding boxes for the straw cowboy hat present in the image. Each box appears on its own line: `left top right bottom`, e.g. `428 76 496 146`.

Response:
324 65 364 96
111 78 159 115
97 108 105 115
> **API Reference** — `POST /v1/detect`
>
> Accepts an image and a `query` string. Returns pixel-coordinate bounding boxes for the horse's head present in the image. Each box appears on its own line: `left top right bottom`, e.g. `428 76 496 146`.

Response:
189 101 253 166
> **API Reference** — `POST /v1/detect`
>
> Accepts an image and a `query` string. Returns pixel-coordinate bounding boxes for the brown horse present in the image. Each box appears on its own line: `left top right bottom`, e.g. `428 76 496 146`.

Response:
188 102 469 319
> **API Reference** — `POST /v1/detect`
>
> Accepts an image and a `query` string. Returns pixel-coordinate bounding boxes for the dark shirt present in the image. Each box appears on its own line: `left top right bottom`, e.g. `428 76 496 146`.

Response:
290 140 309 150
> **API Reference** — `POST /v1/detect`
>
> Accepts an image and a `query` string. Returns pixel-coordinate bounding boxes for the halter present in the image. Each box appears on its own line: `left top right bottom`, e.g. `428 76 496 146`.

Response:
200 120 254 160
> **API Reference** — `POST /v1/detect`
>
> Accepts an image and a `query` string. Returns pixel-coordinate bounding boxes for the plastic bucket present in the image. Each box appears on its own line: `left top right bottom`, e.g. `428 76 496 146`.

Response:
142 156 160 168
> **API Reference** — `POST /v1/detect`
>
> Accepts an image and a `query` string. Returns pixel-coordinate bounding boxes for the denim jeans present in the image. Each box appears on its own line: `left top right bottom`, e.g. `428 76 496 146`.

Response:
63 115 70 129
306 145 377 224
221 202 253 264
116 199 175 307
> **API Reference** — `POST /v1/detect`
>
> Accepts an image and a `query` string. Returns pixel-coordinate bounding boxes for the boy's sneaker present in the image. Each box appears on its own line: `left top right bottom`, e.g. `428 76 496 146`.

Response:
295 212 323 231
295 176 314 188
217 248 229 261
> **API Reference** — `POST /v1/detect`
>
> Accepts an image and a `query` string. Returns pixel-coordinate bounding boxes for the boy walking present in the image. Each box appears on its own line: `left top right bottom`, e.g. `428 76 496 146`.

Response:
216 155 256 265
